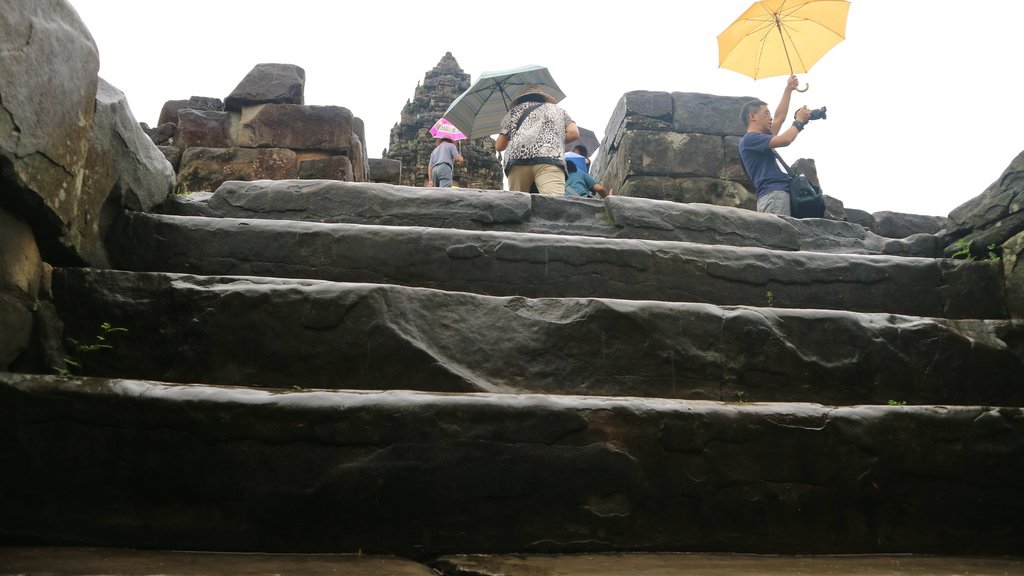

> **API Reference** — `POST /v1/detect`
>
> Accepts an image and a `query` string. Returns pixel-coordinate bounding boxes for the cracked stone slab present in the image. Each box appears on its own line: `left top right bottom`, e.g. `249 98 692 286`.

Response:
170 181 939 256
50 268 1024 404
109 212 1007 319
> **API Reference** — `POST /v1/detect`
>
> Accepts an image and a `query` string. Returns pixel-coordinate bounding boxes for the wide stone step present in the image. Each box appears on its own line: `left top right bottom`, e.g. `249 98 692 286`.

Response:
162 180 941 257
109 212 1005 319
51 268 1024 405
3 548 1022 576
3 372 1022 557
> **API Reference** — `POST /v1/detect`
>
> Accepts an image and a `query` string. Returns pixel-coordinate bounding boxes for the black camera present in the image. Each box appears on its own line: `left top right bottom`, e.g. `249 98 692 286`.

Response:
808 106 827 121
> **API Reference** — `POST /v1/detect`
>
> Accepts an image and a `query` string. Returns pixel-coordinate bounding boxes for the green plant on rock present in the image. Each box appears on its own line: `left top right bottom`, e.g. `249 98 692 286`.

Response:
951 238 975 261
765 290 775 307
986 243 1001 261
887 399 907 406
55 322 127 377
951 239 1002 261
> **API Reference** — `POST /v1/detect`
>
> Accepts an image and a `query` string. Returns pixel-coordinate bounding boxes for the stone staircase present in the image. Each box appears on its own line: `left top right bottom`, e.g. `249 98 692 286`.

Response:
3 181 1023 566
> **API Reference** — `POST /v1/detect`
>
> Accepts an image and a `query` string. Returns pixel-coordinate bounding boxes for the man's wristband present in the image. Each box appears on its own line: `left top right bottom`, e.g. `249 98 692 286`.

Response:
792 120 807 131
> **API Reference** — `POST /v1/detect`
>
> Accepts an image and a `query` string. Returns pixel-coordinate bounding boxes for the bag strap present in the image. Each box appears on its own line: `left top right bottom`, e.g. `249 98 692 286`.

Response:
510 102 543 137
772 150 797 177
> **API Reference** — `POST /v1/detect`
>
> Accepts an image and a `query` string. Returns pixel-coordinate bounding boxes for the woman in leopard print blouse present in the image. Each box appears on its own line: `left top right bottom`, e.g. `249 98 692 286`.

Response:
495 85 579 196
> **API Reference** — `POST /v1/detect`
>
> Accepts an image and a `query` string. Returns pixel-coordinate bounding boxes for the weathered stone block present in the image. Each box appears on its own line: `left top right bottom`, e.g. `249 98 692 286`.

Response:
671 92 753 137
225 63 305 110
720 135 750 184
602 131 727 193
158 99 190 126
845 208 877 231
187 96 224 112
369 158 402 184
238 104 353 153
174 110 237 150
617 176 754 209
293 151 332 165
142 121 176 146
177 147 297 193
873 211 948 238
823 195 848 221
297 156 353 181
601 91 675 154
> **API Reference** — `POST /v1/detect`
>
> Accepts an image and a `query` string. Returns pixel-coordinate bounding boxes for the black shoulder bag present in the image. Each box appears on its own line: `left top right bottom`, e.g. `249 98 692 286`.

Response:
773 151 825 219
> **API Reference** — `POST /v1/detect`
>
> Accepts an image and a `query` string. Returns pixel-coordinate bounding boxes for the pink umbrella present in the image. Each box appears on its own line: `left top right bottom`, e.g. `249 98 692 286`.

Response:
429 118 468 141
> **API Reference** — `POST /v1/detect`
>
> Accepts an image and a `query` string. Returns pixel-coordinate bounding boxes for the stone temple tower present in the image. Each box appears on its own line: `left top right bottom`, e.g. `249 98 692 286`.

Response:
385 52 502 189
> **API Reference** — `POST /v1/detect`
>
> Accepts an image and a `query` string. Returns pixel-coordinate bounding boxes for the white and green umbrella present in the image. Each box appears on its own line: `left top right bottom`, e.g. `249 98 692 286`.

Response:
442 64 566 139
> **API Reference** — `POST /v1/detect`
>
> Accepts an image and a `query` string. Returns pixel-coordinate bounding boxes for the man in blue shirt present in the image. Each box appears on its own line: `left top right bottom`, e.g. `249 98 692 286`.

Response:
738 75 812 215
427 137 463 187
564 160 609 198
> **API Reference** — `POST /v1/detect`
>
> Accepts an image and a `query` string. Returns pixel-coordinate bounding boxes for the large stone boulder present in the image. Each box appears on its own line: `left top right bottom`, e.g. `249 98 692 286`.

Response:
76 78 175 265
944 150 1024 258
1 0 99 248
1 1 173 267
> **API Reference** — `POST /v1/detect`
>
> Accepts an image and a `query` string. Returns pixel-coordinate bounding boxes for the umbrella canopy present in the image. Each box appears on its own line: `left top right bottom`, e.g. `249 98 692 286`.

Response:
565 126 600 156
429 118 467 141
718 0 849 81
443 65 566 139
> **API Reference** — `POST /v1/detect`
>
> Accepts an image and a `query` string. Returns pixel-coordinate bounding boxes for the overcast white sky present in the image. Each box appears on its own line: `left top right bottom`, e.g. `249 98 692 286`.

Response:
68 0 1021 217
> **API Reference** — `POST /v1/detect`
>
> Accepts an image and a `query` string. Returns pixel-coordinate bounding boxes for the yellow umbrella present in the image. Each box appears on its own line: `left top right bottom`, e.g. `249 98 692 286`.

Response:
718 0 850 91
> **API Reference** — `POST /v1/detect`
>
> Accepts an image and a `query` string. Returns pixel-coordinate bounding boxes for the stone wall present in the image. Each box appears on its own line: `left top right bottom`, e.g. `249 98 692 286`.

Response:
593 91 757 209
149 63 370 193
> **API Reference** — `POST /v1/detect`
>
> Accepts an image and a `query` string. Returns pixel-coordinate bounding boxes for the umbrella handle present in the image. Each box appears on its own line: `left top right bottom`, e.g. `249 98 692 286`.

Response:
796 82 809 93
